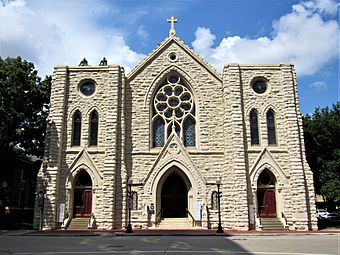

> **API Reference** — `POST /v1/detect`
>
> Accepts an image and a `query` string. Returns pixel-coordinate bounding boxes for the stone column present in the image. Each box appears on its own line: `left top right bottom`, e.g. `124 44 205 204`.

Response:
34 66 69 229
222 64 249 230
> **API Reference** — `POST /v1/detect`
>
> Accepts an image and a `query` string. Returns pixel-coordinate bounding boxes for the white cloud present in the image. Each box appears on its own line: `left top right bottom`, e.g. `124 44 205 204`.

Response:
191 0 339 76
137 25 148 41
309 81 327 91
0 0 146 77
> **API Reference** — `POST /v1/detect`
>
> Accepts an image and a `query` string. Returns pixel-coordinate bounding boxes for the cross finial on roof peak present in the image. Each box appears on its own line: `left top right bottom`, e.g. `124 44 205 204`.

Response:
167 16 177 37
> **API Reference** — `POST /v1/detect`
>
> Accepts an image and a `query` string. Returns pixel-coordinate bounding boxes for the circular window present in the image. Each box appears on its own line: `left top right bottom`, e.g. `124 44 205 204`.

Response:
168 52 178 62
80 81 96 96
252 80 267 94
154 76 193 121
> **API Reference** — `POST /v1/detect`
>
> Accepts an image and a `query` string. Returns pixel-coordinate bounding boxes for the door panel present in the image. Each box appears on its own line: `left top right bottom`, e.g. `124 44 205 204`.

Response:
161 172 187 218
258 188 276 217
73 189 92 218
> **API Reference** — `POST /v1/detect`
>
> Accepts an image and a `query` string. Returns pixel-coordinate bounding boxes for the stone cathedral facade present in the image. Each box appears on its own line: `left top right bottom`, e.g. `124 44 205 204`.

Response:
34 20 317 231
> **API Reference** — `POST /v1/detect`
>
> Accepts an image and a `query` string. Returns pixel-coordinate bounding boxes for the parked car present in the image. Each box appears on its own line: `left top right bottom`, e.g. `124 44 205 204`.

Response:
316 208 328 219
318 211 339 221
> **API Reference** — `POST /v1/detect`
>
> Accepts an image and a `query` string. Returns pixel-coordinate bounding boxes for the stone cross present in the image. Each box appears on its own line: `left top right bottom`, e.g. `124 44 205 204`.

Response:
167 16 177 37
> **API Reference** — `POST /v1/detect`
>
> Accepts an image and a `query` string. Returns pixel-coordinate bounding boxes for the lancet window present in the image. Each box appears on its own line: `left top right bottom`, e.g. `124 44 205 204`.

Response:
72 110 82 146
267 109 277 145
250 109 259 145
152 74 196 147
89 110 98 146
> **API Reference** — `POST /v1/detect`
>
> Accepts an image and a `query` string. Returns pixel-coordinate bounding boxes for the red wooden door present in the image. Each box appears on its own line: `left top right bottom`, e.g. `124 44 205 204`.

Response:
74 189 92 217
83 190 92 216
258 189 276 217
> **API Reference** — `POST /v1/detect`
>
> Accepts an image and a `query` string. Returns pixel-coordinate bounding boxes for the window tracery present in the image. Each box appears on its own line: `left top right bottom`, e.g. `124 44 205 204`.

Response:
152 74 196 147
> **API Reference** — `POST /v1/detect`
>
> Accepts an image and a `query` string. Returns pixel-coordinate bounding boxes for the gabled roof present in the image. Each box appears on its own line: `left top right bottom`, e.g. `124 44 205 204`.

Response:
127 36 222 81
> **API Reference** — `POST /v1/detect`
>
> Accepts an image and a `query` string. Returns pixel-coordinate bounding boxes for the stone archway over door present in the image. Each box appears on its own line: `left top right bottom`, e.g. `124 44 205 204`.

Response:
161 171 188 218
257 169 277 218
73 170 92 218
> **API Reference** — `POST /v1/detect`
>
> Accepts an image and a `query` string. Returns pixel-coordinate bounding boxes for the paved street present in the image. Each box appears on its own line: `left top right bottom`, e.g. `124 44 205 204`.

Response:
0 232 338 255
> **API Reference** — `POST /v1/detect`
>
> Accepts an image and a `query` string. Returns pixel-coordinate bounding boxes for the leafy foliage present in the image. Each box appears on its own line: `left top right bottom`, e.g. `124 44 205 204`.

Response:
303 102 340 202
0 57 51 158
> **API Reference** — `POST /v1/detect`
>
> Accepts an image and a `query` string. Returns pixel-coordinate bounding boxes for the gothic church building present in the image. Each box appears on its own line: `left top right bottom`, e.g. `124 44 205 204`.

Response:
34 19 317 231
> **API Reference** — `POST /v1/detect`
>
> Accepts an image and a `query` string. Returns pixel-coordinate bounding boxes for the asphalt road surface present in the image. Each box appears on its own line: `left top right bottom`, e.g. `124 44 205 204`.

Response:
0 233 338 255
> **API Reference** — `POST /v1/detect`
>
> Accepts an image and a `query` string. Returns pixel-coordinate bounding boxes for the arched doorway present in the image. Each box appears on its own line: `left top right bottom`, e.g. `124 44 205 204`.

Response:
73 170 92 218
161 171 188 218
257 169 277 217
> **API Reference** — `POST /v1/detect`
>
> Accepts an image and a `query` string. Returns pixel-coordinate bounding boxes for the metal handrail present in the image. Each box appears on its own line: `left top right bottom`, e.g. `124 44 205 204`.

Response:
186 208 195 227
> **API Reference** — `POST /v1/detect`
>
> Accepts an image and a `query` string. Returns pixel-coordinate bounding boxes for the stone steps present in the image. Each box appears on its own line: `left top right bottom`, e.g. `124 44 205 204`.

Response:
261 218 287 231
157 217 193 229
67 218 89 230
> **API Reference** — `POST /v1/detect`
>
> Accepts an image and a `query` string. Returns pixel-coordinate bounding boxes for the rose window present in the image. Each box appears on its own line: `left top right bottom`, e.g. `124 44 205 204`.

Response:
152 75 196 148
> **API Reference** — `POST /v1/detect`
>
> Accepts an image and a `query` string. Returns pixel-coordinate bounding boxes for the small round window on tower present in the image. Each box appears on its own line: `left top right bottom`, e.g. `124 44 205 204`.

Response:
252 80 267 94
80 80 96 96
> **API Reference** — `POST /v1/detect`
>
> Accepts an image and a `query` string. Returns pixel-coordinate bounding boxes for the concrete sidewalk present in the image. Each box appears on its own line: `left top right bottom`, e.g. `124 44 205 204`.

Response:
1 228 339 237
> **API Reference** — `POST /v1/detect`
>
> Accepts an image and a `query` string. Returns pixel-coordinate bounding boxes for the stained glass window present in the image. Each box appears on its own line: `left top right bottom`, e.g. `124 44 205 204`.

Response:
267 109 277 145
250 109 259 145
152 74 196 148
153 117 165 147
184 116 195 147
72 111 81 146
89 110 98 146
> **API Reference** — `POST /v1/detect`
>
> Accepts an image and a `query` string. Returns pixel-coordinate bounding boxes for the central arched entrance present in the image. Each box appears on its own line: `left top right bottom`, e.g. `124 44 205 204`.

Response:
161 171 189 218
73 170 92 218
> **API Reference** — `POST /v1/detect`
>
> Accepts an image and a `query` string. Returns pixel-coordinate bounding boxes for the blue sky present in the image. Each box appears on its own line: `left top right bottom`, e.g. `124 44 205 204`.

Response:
0 0 339 114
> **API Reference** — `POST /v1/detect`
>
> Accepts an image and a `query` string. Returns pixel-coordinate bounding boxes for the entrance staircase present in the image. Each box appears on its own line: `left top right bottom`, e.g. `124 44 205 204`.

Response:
67 218 89 230
261 218 287 231
157 217 193 229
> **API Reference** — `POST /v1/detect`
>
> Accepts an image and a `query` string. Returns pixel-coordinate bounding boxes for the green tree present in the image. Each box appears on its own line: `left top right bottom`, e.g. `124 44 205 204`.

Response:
303 102 340 203
0 57 51 158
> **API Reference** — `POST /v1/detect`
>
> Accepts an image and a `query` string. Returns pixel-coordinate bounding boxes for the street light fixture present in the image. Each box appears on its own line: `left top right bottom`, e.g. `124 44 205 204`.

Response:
126 178 133 233
216 177 224 233
38 191 45 231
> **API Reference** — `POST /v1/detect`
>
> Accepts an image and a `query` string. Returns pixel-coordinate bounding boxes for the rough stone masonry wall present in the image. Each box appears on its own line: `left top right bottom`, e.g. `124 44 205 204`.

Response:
34 66 69 229
127 40 226 225
280 64 317 230
221 64 250 230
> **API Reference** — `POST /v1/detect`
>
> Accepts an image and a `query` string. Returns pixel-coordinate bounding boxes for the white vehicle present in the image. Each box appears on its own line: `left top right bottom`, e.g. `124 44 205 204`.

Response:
316 208 327 219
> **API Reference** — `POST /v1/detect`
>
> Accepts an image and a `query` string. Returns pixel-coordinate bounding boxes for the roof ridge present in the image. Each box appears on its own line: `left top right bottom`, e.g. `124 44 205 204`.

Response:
127 36 221 81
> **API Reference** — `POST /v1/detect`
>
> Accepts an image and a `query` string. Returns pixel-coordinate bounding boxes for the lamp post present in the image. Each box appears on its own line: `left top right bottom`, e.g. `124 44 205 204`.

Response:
126 178 133 233
216 177 224 233
38 191 45 231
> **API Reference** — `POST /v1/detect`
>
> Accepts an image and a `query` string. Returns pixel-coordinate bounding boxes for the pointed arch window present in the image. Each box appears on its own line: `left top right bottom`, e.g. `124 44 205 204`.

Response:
267 109 277 145
250 109 259 145
72 110 82 146
184 116 196 147
89 110 98 146
152 74 196 148
153 117 165 147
